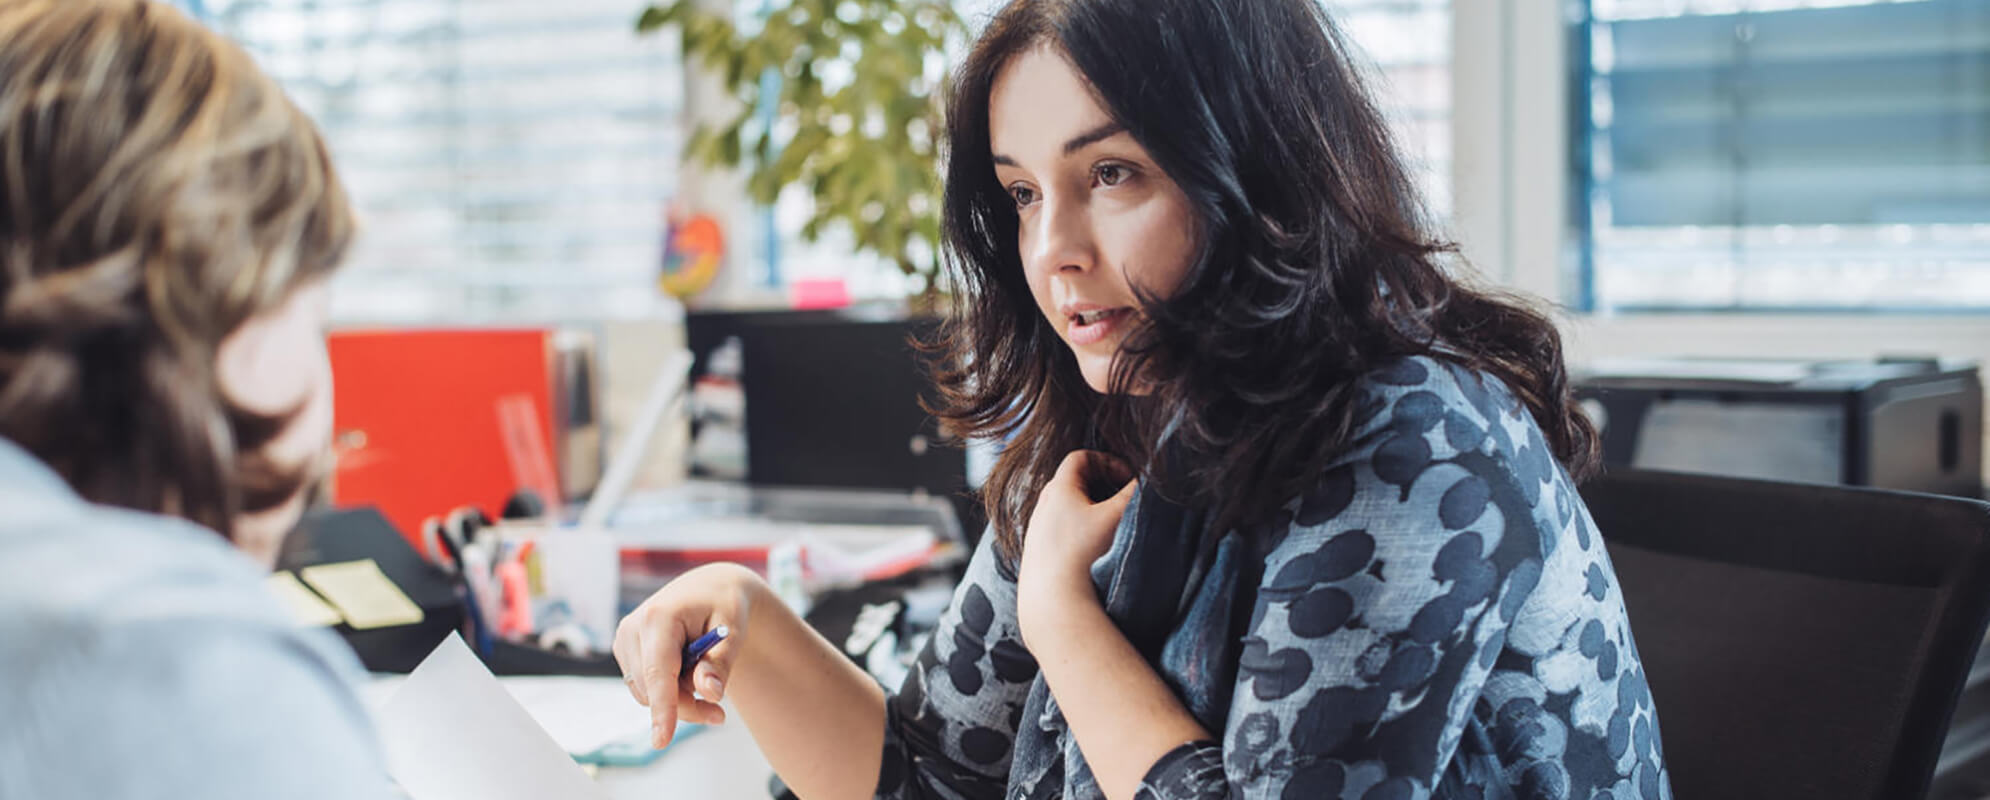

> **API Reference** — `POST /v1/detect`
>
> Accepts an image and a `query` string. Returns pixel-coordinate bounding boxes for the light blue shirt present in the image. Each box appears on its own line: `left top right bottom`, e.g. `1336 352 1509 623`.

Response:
0 439 389 800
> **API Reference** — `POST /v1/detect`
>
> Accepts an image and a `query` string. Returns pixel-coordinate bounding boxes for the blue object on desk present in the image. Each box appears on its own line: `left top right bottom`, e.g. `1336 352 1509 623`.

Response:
572 723 706 767
458 570 495 657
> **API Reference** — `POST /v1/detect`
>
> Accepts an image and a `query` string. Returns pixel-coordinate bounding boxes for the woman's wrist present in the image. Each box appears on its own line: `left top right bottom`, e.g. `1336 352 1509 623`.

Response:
1017 570 1104 652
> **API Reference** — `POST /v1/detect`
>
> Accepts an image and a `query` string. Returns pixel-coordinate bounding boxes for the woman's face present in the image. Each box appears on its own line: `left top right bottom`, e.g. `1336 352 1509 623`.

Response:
215 280 335 567
988 44 1197 394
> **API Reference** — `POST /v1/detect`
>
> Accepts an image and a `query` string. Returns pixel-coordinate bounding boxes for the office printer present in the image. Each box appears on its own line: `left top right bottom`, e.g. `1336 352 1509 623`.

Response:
1575 358 1982 498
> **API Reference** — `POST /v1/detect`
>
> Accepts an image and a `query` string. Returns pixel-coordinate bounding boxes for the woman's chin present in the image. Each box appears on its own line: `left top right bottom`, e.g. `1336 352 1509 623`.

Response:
1077 355 1155 397
1076 355 1113 394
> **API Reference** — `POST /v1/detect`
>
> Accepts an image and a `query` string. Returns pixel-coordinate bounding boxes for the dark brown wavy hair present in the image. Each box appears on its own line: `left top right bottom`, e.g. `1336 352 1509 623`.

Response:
0 0 353 538
924 0 1598 560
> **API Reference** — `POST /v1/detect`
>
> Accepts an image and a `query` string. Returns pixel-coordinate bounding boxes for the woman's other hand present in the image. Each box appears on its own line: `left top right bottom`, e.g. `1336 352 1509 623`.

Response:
1016 450 1137 647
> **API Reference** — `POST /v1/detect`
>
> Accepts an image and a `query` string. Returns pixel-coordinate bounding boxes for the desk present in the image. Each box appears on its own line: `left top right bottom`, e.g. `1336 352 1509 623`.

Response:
365 674 777 800
596 720 774 800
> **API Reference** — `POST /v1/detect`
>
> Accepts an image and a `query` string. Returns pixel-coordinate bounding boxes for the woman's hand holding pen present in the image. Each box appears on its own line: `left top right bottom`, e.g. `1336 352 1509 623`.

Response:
612 562 761 748
613 562 891 798
1015 450 1137 651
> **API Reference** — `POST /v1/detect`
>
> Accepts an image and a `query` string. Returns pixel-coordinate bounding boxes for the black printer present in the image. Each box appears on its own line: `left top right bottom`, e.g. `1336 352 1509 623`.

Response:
1575 358 1982 498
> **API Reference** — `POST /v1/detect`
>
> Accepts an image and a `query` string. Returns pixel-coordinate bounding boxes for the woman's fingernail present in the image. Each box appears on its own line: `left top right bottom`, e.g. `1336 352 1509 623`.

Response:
704 675 724 700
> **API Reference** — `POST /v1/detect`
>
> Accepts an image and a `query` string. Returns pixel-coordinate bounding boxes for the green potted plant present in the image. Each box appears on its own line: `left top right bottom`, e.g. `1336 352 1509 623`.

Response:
637 0 968 290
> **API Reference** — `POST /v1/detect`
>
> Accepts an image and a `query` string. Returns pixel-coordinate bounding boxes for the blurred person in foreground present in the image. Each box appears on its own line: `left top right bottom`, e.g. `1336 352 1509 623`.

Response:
0 1 390 797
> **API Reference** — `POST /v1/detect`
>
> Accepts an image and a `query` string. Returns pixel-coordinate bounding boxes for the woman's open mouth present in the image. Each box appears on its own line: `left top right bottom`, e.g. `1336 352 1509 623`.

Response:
1067 307 1133 346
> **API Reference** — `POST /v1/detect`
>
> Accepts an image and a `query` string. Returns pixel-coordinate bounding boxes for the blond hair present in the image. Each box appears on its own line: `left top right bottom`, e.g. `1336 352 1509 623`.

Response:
0 0 354 536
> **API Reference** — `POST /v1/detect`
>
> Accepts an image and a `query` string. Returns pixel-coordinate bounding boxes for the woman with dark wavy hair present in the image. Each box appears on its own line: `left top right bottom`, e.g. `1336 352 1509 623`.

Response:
616 1 1669 798
0 1 388 797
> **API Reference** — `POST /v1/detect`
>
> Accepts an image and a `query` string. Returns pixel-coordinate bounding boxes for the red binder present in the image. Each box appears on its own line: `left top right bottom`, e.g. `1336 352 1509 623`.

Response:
328 328 558 544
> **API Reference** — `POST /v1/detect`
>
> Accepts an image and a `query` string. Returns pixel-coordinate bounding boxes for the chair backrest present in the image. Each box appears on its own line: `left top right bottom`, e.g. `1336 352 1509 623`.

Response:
1581 469 1990 800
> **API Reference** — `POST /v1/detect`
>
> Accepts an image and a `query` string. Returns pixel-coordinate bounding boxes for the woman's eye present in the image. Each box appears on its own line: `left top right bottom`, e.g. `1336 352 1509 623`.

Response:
1093 163 1129 187
1009 184 1038 208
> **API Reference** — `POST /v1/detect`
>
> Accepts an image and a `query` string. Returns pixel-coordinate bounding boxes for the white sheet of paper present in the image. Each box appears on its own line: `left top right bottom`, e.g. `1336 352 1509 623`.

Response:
375 634 611 800
496 676 654 756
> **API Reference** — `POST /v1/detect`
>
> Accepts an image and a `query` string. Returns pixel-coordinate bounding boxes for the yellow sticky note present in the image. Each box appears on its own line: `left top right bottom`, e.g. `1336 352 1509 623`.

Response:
266 571 344 627
300 559 425 630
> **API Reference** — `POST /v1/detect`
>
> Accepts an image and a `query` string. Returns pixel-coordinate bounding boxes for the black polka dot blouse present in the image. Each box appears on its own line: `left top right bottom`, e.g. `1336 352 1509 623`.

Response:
874 357 1671 800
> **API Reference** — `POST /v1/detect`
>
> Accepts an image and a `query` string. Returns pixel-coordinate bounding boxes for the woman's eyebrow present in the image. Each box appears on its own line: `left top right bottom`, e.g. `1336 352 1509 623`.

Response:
1060 122 1125 155
990 122 1128 167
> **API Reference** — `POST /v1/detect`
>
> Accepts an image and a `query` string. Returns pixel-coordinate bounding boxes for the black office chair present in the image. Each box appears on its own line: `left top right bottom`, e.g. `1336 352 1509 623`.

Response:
1581 469 1990 800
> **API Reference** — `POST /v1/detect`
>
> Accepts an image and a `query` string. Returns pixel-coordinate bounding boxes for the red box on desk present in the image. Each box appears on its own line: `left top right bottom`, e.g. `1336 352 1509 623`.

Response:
328 328 564 544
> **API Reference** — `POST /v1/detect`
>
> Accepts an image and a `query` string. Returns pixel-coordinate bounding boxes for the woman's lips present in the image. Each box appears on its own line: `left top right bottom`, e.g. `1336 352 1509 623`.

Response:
1067 307 1133 347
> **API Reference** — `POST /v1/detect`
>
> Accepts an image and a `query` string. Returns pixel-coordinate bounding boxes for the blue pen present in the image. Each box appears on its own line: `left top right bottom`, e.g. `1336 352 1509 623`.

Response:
456 561 495 657
681 625 729 673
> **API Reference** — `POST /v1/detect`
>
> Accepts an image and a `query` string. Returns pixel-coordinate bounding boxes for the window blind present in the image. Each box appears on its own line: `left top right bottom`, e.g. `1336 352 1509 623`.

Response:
1582 0 1990 309
191 0 685 321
